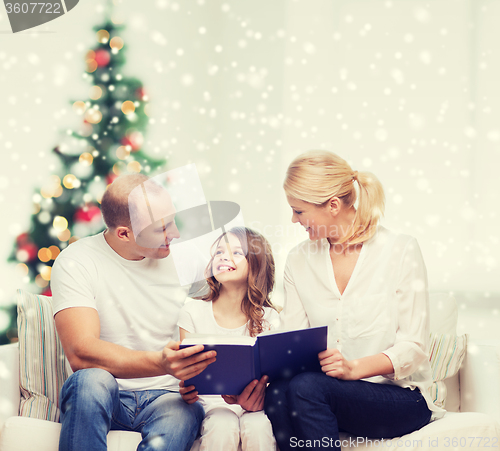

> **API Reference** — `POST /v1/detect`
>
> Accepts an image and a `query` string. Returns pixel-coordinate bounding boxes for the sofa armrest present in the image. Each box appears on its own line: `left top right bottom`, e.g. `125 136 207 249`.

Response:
460 338 500 422
0 344 20 429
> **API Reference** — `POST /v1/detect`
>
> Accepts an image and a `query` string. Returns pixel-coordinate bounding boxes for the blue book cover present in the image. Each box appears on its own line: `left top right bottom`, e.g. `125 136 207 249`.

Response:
180 326 327 395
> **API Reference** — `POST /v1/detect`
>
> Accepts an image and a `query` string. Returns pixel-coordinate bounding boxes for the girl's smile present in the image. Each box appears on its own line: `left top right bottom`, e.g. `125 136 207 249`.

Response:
212 233 249 283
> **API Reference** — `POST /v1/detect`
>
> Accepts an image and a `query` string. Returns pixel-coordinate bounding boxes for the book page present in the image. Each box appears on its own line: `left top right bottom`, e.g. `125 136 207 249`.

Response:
182 333 256 346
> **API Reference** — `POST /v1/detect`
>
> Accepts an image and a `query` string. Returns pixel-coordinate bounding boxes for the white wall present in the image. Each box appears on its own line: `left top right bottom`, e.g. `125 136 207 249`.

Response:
0 0 499 311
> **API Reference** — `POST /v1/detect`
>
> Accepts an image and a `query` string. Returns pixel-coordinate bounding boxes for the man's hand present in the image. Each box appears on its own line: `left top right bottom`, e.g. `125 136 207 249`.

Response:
179 380 199 404
161 341 216 380
318 348 356 380
222 375 268 412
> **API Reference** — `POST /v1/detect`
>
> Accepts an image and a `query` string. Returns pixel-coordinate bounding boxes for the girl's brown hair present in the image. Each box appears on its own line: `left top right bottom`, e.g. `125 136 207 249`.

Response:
284 150 385 245
201 227 276 337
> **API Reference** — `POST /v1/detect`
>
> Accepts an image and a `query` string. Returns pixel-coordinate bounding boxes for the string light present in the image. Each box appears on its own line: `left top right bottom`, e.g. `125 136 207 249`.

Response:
72 101 86 114
127 161 142 173
53 216 68 232
41 175 61 199
38 247 52 263
57 229 71 242
96 29 110 44
79 152 94 166
116 146 130 160
85 108 102 124
89 85 103 100
121 101 135 115
110 37 124 50
35 274 49 288
40 266 52 281
87 60 98 73
63 174 81 189
48 245 60 259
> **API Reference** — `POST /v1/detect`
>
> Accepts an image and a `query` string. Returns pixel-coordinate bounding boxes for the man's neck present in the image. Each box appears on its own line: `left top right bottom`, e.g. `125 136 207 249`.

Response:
103 229 144 261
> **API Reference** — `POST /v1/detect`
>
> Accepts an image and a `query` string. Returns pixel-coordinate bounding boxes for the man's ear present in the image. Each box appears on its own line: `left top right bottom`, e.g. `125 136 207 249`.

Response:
328 197 342 216
115 226 132 242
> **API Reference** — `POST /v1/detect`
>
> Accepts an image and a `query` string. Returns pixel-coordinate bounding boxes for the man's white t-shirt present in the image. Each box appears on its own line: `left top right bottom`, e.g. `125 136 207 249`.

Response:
51 232 189 392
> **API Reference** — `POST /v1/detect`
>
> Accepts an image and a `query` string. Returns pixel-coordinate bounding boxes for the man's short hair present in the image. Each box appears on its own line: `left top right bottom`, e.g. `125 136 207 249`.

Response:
101 173 150 229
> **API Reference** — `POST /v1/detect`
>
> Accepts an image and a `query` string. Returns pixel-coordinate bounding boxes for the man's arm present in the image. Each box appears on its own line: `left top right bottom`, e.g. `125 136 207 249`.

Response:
55 307 216 380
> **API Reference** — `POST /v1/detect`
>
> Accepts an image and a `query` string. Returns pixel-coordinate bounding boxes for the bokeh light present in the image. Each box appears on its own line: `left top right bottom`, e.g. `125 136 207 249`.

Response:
57 229 71 242
116 146 130 160
72 101 86 115
53 216 68 232
96 29 110 44
89 85 103 100
127 161 141 173
121 101 135 115
48 245 60 259
110 36 124 50
79 152 94 166
63 174 80 189
85 108 102 124
38 247 52 263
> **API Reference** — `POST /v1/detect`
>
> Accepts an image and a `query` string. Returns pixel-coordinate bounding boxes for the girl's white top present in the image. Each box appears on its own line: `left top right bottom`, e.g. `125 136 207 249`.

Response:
281 225 445 419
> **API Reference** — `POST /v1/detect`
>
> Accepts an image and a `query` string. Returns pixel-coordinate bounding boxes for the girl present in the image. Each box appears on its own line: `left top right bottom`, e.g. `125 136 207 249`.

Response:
177 226 279 451
265 150 445 451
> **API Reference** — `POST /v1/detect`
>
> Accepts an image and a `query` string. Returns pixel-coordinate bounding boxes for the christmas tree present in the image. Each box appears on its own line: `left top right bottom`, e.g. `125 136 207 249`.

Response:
1 13 165 344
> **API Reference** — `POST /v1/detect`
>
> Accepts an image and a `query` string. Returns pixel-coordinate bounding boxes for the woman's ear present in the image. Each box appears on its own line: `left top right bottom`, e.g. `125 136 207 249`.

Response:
328 197 342 216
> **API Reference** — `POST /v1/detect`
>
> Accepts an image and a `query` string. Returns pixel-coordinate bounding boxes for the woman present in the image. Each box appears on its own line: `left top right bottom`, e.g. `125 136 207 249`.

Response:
264 150 444 451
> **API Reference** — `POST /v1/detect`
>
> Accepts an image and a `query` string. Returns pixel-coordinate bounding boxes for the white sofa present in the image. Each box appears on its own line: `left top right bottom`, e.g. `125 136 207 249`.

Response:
0 293 499 451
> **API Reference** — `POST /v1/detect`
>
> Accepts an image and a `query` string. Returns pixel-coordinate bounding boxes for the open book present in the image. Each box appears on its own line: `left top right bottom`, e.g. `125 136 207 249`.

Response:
180 326 328 395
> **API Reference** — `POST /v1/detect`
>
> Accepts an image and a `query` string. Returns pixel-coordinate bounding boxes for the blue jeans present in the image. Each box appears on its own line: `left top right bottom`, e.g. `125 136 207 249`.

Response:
265 372 432 451
59 368 204 451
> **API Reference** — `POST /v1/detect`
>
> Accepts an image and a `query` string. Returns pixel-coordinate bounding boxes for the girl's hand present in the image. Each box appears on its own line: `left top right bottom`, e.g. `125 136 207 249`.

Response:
222 375 268 411
318 348 357 380
179 380 199 404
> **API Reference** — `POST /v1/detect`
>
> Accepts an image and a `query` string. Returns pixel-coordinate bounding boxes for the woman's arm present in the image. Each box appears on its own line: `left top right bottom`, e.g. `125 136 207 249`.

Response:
381 237 430 381
319 349 393 380
320 237 429 381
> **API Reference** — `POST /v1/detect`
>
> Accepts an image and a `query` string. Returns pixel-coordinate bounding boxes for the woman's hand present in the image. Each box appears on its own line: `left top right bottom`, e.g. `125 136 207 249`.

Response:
179 380 199 404
318 348 357 380
222 375 268 411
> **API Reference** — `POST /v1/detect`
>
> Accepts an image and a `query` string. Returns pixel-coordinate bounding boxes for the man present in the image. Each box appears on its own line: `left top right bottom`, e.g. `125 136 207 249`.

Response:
51 173 216 451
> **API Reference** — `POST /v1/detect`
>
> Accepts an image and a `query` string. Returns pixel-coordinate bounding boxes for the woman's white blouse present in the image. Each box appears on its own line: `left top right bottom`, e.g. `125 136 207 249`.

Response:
281 225 444 418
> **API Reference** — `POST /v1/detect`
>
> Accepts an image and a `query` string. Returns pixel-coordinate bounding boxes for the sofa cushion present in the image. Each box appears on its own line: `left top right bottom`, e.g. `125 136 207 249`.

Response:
338 412 500 450
16 290 69 422
427 333 468 409
2 413 498 451
0 416 142 451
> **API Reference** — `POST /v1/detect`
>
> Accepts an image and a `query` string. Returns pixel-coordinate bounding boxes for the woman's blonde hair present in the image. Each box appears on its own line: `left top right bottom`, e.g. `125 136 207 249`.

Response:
284 150 385 245
201 227 277 337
